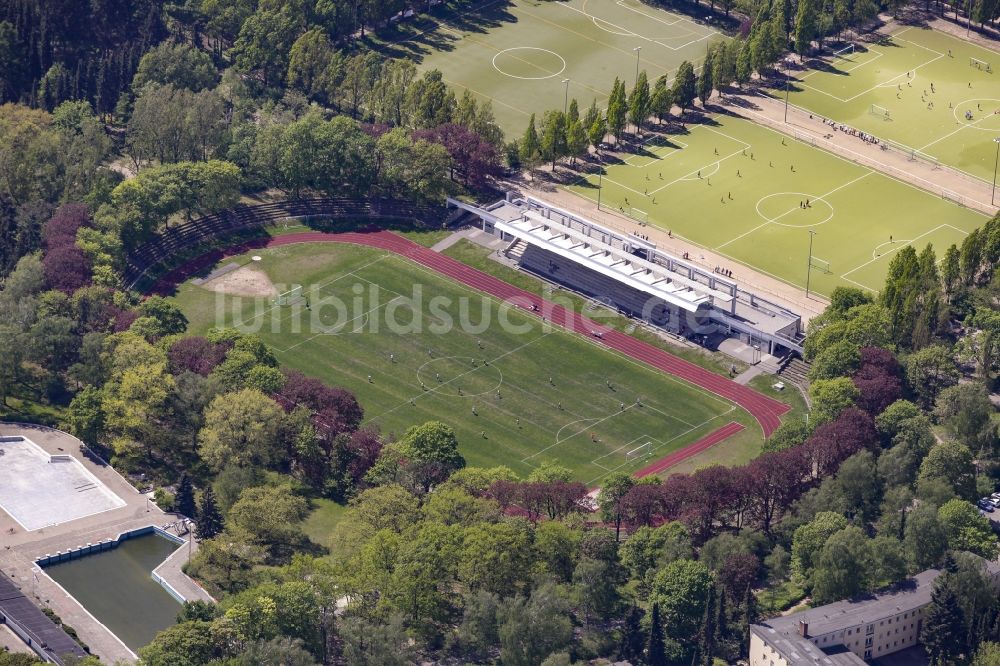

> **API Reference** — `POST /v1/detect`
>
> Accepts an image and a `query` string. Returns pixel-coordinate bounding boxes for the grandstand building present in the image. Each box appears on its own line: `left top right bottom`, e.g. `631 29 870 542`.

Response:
448 195 804 355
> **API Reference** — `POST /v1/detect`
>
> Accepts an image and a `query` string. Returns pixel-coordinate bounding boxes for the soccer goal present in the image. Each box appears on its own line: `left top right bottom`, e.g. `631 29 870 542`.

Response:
275 284 303 306
627 207 649 225
809 257 833 275
832 43 855 59
625 441 652 462
869 104 891 120
970 57 992 72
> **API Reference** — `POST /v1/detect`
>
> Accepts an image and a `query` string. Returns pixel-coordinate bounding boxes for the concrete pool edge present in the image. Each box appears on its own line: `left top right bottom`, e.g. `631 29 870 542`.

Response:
0 423 214 663
33 525 214 658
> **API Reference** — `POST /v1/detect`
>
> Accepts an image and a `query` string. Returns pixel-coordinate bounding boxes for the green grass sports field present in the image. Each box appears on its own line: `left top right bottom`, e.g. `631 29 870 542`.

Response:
172 243 750 484
779 26 1000 182
407 0 721 133
565 114 987 295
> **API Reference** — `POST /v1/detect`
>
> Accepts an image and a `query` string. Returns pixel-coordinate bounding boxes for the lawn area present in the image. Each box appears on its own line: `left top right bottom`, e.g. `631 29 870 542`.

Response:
171 242 757 485
776 26 1000 182
564 113 986 295
302 498 348 551
392 0 721 134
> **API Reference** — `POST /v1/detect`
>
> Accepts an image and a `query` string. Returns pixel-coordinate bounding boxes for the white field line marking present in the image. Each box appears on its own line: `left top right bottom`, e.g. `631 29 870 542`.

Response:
583 408 737 485
839 223 970 281
218 254 391 329
797 52 943 103
273 297 404 354
917 108 1000 153
714 172 873 250
557 1 717 52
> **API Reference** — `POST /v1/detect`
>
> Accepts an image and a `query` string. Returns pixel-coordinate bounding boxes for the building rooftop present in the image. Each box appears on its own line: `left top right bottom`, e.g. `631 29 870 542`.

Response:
767 569 940 638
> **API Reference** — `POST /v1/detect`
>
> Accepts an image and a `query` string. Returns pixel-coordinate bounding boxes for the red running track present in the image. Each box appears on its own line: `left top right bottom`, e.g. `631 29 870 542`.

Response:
156 229 790 438
632 421 746 478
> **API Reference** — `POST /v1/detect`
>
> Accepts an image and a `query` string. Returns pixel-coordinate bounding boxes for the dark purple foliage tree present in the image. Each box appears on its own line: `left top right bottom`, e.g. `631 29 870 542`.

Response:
278 370 364 436
167 336 229 376
414 124 502 187
42 203 90 249
43 244 91 293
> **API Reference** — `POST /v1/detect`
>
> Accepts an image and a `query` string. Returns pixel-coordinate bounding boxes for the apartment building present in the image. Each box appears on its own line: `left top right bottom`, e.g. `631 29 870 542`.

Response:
750 569 941 666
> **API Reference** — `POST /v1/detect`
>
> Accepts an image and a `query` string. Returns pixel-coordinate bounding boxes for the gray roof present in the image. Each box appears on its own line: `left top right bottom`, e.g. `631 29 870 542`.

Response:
0 570 87 664
766 569 941 638
754 559 1000 665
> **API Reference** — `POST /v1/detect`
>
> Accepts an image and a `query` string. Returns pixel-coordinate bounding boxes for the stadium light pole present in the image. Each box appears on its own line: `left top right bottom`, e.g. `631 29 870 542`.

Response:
992 137 1000 206
805 229 816 299
783 72 790 123
562 78 570 115
597 149 604 211
634 47 642 85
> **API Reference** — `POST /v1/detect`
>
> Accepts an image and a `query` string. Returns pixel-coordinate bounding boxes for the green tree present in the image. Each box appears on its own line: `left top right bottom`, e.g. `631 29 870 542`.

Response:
811 526 876 603
650 76 674 124
369 421 465 493
808 377 860 424
606 78 628 142
138 621 219 666
672 61 698 112
791 511 849 586
794 0 818 57
196 486 224 539
133 42 218 92
498 583 573 666
921 579 966 666
628 70 651 132
918 441 977 500
904 503 948 570
519 114 541 173
574 557 619 624
697 56 714 106
650 559 714 645
198 388 285 472
175 473 197 518
905 345 960 409
565 118 588 165
539 110 567 170
597 472 635 540
459 521 534 595
618 605 645 663
646 602 668 666
973 642 1000 666
938 498 999 558
934 383 996 455
808 339 861 381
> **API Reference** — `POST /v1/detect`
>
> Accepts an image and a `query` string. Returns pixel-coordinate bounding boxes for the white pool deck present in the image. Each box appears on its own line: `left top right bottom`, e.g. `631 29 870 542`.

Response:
0 437 126 531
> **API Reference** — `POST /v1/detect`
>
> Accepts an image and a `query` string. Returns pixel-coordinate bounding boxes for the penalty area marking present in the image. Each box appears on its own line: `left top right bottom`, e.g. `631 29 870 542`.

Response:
679 160 720 180
492 47 566 80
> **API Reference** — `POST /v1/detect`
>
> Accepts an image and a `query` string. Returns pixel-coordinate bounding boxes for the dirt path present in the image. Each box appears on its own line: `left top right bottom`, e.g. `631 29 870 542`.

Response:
506 177 830 323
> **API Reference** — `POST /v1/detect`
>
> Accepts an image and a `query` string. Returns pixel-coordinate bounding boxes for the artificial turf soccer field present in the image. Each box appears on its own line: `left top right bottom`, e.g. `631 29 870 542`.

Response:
173 242 748 485
565 114 987 295
410 0 721 133
778 26 1000 182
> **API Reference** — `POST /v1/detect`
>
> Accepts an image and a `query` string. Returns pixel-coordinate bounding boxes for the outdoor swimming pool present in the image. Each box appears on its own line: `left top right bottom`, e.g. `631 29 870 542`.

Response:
42 531 182 651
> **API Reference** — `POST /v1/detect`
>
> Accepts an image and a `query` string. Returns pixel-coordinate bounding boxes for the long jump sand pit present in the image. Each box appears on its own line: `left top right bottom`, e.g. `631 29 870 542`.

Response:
0 437 125 531
203 265 276 298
